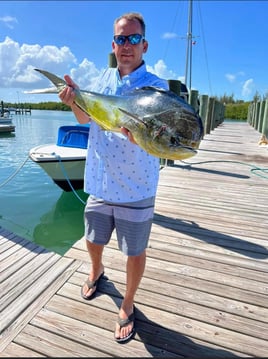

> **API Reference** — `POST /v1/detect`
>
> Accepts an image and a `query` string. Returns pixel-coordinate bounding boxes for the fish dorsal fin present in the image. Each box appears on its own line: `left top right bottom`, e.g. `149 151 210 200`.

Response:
134 86 169 94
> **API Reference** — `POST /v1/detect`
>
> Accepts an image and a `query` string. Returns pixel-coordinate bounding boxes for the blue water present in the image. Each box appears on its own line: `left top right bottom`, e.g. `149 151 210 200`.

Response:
0 110 89 255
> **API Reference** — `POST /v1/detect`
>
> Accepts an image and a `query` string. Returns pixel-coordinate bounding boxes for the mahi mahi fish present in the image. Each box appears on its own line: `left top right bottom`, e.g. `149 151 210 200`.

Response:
28 68 204 160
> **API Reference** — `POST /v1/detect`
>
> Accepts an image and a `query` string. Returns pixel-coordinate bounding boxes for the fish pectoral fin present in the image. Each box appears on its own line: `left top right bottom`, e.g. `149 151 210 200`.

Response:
142 110 180 127
73 101 93 118
154 109 179 120
118 108 148 128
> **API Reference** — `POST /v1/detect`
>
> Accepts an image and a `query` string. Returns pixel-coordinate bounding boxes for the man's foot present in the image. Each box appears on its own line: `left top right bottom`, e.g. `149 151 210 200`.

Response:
80 270 104 300
114 306 136 343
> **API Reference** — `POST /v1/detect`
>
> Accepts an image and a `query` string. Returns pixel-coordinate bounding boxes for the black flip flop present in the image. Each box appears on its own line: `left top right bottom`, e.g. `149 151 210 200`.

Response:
115 306 136 344
80 272 104 300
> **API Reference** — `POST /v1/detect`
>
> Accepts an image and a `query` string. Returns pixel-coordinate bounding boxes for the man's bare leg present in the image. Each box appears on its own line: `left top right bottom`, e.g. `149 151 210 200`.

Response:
81 239 105 297
115 250 146 340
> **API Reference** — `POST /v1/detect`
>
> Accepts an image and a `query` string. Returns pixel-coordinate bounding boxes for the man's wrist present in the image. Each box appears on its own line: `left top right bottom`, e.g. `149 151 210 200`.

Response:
70 102 77 110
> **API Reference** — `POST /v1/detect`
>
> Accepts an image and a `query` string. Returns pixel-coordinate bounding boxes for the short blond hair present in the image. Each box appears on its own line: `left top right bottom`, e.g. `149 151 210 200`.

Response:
114 12 146 36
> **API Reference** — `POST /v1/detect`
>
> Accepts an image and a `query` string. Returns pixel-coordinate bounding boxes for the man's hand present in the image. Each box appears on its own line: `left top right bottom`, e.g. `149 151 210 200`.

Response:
58 75 79 106
120 127 137 144
58 75 90 124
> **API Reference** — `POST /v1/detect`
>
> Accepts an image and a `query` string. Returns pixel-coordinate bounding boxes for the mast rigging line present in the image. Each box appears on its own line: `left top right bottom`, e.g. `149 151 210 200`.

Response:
184 0 193 91
162 0 213 96
183 0 213 96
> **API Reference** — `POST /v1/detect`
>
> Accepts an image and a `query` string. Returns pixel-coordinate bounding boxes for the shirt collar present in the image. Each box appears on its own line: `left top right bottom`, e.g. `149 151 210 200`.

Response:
117 61 146 83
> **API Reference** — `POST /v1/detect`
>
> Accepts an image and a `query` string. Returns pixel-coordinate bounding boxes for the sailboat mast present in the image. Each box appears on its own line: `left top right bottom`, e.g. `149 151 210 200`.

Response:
184 0 193 91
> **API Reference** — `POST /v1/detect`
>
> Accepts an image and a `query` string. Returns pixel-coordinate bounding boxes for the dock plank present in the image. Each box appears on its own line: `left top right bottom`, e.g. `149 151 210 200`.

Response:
0 122 268 357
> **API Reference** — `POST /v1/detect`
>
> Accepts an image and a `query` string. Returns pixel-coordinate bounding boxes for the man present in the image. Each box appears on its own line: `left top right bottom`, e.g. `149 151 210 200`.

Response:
59 12 168 343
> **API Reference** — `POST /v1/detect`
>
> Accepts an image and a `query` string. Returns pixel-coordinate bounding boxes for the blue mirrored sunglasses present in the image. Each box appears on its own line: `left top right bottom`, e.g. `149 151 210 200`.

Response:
113 33 144 46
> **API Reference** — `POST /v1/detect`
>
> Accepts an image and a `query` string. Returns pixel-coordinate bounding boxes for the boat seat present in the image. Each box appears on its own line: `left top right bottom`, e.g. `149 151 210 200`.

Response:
57 125 90 149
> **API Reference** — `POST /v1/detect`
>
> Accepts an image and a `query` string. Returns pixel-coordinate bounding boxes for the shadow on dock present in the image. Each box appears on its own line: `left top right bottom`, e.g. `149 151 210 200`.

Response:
154 213 268 259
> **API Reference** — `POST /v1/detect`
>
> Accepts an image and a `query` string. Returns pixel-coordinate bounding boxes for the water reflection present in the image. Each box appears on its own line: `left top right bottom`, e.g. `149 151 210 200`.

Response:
33 190 88 255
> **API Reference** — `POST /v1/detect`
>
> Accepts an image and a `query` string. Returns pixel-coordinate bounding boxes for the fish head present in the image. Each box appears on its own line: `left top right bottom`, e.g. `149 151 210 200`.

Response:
132 108 203 160
116 87 204 160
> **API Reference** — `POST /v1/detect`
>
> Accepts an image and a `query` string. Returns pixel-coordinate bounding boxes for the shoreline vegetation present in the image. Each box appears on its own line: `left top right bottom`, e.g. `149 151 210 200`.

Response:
1 96 261 121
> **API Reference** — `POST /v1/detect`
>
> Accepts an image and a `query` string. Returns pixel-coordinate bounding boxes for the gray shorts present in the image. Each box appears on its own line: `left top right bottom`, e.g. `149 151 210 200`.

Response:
84 195 156 256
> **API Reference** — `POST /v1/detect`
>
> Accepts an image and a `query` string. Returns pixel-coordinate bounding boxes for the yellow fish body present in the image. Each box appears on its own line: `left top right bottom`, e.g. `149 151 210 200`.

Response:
29 68 203 160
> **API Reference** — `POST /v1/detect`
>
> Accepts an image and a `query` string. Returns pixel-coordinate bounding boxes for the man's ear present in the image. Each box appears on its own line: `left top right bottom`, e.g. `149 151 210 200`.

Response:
143 40 148 53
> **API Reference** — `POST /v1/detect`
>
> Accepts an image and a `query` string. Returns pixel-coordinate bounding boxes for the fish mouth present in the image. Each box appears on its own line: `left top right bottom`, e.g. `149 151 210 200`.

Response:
169 136 197 152
152 125 198 152
170 136 181 147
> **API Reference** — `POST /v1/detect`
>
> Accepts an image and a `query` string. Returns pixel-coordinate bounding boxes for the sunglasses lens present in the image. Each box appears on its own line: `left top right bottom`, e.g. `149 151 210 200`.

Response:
114 35 126 45
114 34 143 45
129 34 143 45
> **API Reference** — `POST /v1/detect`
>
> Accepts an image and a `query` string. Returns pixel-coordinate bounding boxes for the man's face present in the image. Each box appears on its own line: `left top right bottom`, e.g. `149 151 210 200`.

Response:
112 18 148 75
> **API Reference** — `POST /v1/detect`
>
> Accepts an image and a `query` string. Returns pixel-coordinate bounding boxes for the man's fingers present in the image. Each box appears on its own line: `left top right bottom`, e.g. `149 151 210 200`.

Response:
121 127 137 144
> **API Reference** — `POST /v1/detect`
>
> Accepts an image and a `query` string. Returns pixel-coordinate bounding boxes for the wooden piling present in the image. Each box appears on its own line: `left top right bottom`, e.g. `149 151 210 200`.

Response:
161 79 183 166
199 94 209 134
258 100 265 134
189 89 199 112
108 52 117 68
262 99 268 136
205 97 215 134
168 79 181 97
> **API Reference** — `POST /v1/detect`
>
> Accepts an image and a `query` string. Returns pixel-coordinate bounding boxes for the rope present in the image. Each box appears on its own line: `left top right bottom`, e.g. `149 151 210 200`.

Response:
0 154 86 204
0 156 30 188
179 159 268 179
1 156 266 200
55 155 86 205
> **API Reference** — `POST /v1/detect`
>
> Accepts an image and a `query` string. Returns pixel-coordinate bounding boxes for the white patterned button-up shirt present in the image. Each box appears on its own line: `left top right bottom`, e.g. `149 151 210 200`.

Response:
84 62 168 203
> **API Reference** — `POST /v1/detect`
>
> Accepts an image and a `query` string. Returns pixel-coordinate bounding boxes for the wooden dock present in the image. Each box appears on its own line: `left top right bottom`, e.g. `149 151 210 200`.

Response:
1 121 268 357
7 108 32 115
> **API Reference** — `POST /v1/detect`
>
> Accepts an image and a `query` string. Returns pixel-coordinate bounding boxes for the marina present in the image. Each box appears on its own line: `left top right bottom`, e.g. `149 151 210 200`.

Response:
1 121 268 357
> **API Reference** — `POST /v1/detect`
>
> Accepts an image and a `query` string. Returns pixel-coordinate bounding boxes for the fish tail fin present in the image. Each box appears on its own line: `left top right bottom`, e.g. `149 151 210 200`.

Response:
24 69 67 94
34 68 66 92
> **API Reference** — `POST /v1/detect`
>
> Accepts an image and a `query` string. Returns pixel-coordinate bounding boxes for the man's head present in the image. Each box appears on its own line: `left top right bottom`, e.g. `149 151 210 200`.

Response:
112 12 148 76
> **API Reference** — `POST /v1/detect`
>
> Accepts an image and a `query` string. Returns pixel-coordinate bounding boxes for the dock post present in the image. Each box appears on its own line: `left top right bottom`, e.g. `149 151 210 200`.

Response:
214 101 225 127
247 103 254 125
258 100 265 134
262 99 268 137
168 79 181 97
189 89 199 113
199 94 209 134
108 52 117 68
161 79 183 167
205 97 215 135
253 101 260 131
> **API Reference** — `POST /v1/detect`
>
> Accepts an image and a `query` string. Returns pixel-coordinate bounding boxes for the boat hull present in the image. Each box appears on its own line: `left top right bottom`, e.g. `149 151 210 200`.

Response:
0 124 16 133
0 116 16 133
29 144 86 191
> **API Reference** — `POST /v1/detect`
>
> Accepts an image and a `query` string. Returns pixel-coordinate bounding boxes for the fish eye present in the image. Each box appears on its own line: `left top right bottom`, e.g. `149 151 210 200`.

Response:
170 136 179 146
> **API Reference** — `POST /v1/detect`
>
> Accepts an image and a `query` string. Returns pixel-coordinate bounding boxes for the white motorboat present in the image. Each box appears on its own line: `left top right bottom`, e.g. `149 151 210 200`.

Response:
0 113 16 134
29 124 89 191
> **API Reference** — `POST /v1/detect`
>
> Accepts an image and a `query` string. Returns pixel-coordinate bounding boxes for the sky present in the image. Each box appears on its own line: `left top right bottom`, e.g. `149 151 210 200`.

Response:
0 0 267 104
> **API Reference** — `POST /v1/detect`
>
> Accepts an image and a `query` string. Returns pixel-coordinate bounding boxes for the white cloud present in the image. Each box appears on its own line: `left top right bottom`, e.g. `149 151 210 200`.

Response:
225 73 236 83
147 59 178 80
161 32 178 40
69 58 102 89
241 78 254 98
0 37 77 89
0 16 18 29
0 37 183 101
225 71 245 83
